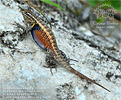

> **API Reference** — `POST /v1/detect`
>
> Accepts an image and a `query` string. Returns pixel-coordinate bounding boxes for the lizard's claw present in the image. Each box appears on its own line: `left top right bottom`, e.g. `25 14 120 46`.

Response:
43 65 57 75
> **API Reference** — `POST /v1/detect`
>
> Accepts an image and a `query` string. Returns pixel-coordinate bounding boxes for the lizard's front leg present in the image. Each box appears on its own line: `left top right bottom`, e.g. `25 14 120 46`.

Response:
14 22 32 34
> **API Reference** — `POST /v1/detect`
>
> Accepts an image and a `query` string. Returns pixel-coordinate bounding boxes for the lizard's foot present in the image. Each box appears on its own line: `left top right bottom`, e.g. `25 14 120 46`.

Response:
44 53 58 75
43 65 57 75
68 58 78 65
14 22 32 34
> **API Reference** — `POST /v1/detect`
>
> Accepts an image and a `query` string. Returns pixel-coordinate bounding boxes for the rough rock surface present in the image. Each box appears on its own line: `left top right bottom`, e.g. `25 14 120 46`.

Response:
0 0 121 100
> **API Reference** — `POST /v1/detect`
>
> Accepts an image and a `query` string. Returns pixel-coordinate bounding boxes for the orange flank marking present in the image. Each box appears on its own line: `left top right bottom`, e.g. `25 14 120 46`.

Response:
35 30 51 49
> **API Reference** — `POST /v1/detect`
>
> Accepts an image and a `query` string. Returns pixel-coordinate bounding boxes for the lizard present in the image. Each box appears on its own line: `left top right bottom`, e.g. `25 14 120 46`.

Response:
18 5 111 92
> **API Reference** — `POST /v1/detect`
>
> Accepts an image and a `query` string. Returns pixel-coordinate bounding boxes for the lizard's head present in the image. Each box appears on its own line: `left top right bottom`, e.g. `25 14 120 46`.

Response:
19 6 36 26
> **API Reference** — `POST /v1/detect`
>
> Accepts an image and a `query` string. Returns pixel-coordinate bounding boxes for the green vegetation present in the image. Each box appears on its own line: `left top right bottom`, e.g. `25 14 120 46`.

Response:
87 0 121 11
41 0 65 11
96 16 104 23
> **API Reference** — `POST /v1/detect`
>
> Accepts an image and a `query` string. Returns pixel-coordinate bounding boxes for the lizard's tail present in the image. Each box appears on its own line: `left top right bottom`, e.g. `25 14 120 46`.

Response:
67 66 111 92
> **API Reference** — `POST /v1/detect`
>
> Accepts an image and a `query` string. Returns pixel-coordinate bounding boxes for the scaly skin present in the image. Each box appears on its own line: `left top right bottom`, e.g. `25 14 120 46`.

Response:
19 6 110 92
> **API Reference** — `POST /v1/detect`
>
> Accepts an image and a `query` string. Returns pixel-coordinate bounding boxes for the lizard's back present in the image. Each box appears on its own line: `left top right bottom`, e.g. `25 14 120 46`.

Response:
20 6 59 53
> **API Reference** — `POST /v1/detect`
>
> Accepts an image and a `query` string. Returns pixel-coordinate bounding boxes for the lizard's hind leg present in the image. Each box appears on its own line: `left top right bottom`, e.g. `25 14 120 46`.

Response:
59 50 70 64
59 50 78 65
44 53 58 75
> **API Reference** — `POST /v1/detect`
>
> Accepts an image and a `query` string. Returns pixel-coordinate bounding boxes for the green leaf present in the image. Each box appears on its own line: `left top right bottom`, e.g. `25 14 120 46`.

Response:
41 0 65 11
96 16 104 23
